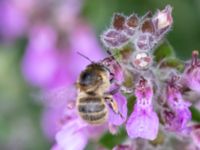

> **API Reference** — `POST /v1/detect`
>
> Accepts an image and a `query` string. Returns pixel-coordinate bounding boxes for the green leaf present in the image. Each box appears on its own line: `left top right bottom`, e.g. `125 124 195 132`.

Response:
159 57 184 72
99 128 127 149
127 95 136 116
190 106 200 122
154 41 175 62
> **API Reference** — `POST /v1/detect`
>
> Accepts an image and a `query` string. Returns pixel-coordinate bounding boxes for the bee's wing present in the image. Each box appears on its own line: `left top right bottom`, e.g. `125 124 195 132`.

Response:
42 85 77 108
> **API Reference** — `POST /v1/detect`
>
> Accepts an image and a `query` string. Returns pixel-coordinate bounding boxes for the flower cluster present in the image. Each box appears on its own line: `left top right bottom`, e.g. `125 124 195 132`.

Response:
16 2 200 150
101 5 172 51
99 5 200 150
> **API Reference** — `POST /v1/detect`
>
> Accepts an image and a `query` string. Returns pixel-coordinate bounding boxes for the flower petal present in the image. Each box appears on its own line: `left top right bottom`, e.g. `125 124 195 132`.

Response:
126 107 159 140
55 119 88 150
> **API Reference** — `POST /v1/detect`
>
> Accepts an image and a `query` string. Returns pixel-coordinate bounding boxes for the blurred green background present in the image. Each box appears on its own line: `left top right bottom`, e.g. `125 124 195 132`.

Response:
0 0 200 149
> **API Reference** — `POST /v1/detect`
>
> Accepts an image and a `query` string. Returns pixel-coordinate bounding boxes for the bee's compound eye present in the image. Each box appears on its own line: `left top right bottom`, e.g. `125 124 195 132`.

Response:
80 71 98 86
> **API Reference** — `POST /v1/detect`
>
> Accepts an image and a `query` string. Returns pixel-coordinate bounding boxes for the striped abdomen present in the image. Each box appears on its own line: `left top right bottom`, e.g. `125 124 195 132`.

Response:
77 96 108 125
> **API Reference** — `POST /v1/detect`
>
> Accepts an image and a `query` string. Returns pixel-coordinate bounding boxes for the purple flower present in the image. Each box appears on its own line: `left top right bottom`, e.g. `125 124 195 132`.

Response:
163 76 191 132
126 78 159 140
21 25 71 89
191 124 200 149
183 50 200 93
54 119 88 150
162 108 191 132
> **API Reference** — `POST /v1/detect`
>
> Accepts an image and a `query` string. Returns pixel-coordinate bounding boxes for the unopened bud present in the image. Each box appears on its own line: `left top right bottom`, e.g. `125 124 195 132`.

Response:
132 51 152 70
155 5 173 30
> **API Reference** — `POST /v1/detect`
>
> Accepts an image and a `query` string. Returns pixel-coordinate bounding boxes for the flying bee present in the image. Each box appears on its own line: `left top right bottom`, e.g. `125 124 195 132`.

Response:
76 53 123 125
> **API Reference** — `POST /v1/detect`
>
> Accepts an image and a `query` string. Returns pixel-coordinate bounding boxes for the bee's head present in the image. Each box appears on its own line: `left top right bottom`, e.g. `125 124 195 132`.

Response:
78 63 110 93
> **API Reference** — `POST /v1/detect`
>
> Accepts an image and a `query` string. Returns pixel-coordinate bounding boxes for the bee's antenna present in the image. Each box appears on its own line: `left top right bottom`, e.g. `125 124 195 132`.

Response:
77 51 93 63
106 50 112 56
105 50 120 65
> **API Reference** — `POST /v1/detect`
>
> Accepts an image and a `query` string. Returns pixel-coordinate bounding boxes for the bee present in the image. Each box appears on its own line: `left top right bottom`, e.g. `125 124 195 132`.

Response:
76 53 122 125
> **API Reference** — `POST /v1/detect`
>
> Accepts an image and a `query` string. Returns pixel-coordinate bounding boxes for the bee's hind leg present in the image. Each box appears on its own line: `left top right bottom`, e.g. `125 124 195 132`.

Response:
104 95 123 119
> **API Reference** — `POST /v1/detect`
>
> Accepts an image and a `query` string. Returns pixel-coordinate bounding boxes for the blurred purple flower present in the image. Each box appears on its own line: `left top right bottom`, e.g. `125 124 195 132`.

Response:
22 22 104 90
22 24 71 89
41 108 61 140
54 119 88 150
41 86 77 140
54 0 83 32
126 78 159 140
67 22 105 81
0 0 27 41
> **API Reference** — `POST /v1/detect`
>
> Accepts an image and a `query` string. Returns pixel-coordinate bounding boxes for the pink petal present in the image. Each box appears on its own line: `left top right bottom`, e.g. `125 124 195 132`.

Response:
126 106 159 140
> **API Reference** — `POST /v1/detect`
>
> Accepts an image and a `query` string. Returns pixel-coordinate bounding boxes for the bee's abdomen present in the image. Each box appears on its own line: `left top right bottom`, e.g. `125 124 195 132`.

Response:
78 97 107 124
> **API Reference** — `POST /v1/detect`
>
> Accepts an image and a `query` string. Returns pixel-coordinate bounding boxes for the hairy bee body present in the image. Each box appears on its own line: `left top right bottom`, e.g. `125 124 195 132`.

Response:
77 93 108 124
76 62 111 125
76 59 122 125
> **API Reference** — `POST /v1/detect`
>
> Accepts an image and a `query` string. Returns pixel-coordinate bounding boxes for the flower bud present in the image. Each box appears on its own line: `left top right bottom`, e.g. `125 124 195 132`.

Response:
132 51 152 70
112 13 126 30
134 32 155 51
153 5 173 37
101 29 129 48
183 50 200 93
123 14 139 36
